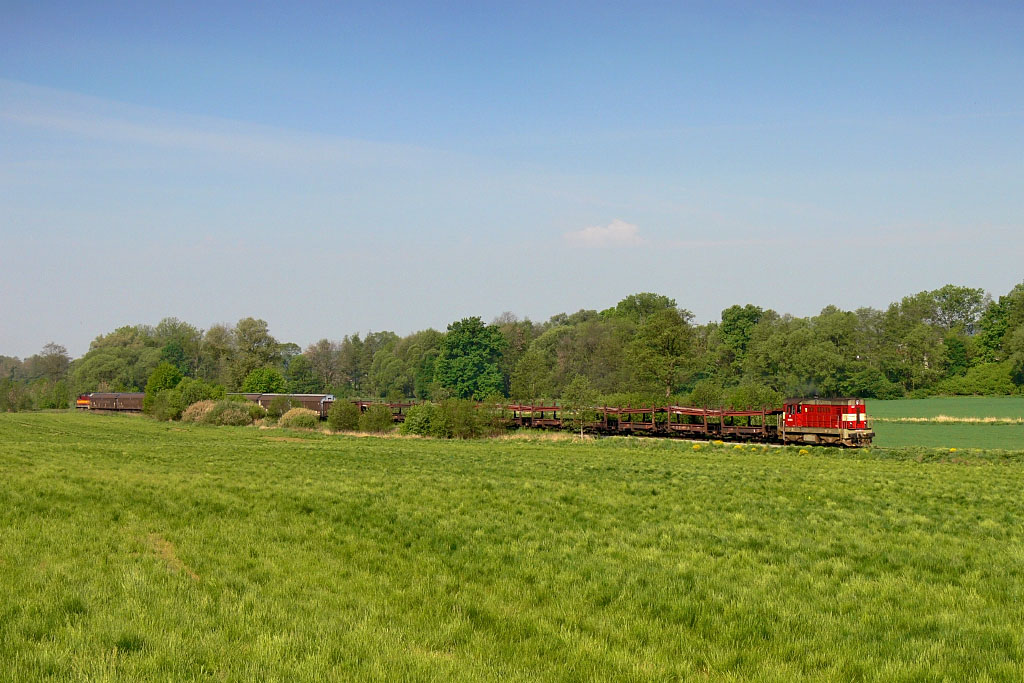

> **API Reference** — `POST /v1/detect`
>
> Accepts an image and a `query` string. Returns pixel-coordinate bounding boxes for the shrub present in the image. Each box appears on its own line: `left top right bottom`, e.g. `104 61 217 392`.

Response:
246 401 268 421
690 380 725 408
358 404 395 434
152 378 226 421
934 361 1017 396
841 367 904 399
327 400 360 431
279 407 319 429
201 400 258 426
177 377 226 405
181 400 216 423
399 403 437 436
725 383 783 410
36 380 71 410
266 395 299 419
431 399 486 439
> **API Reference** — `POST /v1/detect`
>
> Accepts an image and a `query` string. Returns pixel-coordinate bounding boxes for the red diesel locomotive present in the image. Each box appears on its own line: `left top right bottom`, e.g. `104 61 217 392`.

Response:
780 398 873 447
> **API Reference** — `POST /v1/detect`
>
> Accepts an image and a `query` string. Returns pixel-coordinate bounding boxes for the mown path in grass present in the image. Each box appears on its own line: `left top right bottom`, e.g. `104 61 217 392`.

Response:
2 413 1024 681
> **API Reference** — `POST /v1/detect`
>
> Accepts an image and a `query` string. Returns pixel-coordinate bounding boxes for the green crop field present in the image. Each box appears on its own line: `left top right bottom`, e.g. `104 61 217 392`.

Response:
869 396 1024 420
872 421 1024 449
867 397 1024 450
3 413 1024 681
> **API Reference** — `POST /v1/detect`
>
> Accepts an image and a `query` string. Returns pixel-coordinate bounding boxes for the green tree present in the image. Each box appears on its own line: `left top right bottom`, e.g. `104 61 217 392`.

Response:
144 362 184 413
719 304 763 374
604 292 677 325
978 283 1024 361
1008 326 1024 387
369 349 409 398
285 355 319 393
493 313 538 395
72 325 160 392
159 341 189 375
561 374 597 436
725 383 782 410
33 343 70 383
928 285 989 333
231 318 281 389
197 323 235 387
305 339 340 391
434 317 507 400
510 347 555 401
690 380 726 408
627 308 695 397
241 367 286 393
154 318 201 375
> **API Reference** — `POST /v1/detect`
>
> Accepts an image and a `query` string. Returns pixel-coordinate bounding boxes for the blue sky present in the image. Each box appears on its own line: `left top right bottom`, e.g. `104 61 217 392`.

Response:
2 1 1022 357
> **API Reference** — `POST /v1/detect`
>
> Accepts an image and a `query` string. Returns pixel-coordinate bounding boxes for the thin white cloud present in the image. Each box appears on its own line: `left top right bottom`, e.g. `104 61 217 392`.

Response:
0 78 442 168
564 219 646 248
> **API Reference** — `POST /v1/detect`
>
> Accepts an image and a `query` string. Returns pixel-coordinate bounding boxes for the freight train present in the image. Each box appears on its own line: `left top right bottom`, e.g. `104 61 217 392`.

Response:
76 392 874 447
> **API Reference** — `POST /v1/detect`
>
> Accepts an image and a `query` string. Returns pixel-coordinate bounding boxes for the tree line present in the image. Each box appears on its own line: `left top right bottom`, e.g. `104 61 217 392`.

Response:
3 282 1024 413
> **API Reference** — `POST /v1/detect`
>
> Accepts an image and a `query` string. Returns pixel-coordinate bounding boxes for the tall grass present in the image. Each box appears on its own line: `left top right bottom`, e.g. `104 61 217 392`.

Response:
2 413 1023 680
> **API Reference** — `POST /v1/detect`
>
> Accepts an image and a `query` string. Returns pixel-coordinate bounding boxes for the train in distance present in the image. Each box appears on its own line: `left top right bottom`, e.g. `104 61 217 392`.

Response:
76 392 874 448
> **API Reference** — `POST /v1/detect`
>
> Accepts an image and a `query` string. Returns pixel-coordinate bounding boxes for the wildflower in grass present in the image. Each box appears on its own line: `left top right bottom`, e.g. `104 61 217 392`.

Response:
949 448 957 452
713 440 724 446
734 444 743 450
799 449 809 455
692 444 701 450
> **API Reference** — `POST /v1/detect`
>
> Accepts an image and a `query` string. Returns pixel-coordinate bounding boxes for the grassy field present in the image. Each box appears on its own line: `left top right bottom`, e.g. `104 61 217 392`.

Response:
3 413 1024 681
872 421 1024 449
870 396 1024 420
868 397 1024 449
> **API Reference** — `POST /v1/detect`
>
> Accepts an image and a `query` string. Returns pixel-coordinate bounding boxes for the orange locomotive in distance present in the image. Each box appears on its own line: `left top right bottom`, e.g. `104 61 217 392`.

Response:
75 393 144 411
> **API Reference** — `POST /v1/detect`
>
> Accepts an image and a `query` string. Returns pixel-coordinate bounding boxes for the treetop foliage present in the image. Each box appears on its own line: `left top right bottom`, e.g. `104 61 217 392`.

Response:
5 283 1024 414
434 317 506 400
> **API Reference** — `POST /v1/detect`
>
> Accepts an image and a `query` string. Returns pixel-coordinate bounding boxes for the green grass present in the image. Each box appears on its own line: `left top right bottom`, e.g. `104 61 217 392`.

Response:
867 397 1024 449
870 396 1024 420
872 421 1024 449
3 413 1024 681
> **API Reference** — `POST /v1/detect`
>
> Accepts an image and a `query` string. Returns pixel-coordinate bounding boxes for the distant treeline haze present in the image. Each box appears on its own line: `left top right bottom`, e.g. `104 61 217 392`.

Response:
3 283 1024 412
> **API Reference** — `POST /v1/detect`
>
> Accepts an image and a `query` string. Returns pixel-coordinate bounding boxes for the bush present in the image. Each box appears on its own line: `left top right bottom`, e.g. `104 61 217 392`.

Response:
181 400 216 423
177 377 226 405
266 395 300 419
431 400 486 439
690 381 726 408
246 401 268 421
934 362 1017 396
148 393 180 423
358 404 395 434
724 383 783 410
151 378 226 421
36 380 71 410
199 400 259 426
841 367 904 399
279 407 319 429
399 403 437 436
327 400 361 431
